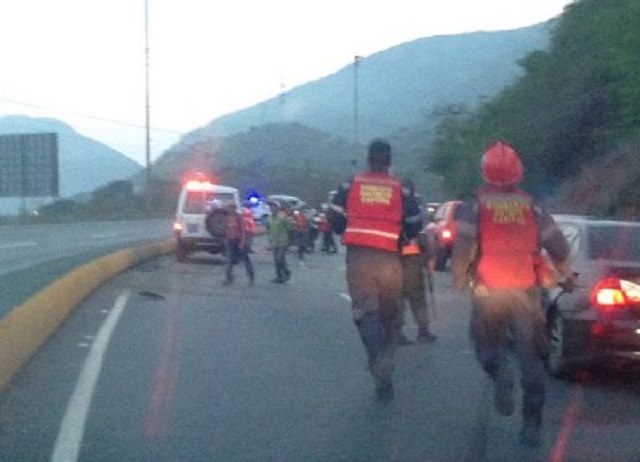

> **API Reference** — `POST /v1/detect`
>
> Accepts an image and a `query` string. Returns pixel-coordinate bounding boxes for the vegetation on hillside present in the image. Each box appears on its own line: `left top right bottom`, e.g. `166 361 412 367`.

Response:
428 0 640 217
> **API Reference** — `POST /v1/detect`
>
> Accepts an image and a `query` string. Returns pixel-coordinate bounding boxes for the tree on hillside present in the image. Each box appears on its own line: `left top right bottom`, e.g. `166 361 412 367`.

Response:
428 0 640 212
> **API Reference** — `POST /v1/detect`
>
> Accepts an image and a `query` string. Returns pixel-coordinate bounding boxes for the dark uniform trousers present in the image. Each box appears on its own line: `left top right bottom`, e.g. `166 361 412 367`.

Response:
346 246 403 381
401 254 431 328
470 286 548 420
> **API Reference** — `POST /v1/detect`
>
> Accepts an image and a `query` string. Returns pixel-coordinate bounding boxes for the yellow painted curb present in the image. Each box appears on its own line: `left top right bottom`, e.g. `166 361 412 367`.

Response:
0 239 176 394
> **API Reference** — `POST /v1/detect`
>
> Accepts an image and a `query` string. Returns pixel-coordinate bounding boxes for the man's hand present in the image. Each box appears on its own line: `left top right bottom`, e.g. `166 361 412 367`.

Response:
559 272 578 293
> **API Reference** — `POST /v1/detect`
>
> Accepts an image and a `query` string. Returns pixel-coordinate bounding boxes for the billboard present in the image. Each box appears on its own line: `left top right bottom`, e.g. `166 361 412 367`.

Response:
0 133 59 197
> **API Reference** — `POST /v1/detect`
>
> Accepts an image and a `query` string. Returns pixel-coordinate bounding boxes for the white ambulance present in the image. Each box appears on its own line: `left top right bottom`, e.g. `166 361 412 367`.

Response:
172 175 241 262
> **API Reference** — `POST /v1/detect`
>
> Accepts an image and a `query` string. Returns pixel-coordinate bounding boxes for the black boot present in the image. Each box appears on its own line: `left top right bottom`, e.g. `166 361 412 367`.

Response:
493 366 514 416
416 325 437 343
520 391 544 446
356 313 394 402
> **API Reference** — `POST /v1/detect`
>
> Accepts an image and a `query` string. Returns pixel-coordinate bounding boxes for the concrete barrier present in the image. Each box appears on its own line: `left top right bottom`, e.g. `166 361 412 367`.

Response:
0 239 175 393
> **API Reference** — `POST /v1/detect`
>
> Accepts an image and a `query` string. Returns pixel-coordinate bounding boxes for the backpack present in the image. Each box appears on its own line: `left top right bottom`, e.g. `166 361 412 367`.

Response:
205 209 229 239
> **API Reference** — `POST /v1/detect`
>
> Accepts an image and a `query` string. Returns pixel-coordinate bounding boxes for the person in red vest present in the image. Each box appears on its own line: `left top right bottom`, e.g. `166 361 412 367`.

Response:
328 139 422 402
242 206 256 253
223 202 255 285
451 141 575 446
292 209 309 260
317 212 337 254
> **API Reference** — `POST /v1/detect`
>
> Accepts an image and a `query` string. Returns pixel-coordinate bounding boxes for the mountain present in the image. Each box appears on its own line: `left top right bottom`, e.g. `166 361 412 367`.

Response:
0 116 142 199
177 21 554 149
149 21 555 203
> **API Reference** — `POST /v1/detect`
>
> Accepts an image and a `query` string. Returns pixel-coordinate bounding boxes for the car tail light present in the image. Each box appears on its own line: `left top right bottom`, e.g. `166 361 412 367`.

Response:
441 228 453 242
591 277 640 310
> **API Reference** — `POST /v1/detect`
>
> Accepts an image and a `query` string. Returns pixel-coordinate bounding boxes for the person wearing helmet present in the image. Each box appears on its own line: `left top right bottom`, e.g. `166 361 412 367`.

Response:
328 139 422 402
451 141 575 447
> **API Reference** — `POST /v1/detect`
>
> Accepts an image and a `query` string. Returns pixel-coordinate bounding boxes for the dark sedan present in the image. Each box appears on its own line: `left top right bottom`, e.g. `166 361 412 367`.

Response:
546 215 640 379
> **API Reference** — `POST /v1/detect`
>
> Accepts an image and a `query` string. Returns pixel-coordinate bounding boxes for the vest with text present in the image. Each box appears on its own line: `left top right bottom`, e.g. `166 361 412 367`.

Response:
342 172 403 252
477 187 538 288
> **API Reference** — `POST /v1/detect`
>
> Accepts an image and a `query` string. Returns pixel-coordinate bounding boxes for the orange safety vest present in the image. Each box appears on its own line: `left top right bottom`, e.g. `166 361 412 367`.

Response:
476 187 538 288
401 238 421 256
242 208 256 233
342 172 403 252
318 215 331 232
294 212 308 230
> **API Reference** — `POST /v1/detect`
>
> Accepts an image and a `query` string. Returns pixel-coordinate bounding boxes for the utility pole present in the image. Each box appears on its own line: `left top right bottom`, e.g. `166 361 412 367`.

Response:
352 55 364 169
144 0 152 207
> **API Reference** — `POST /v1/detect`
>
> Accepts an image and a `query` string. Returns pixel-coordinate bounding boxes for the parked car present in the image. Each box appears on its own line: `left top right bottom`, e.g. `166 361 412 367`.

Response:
424 200 461 271
267 194 306 211
545 215 640 379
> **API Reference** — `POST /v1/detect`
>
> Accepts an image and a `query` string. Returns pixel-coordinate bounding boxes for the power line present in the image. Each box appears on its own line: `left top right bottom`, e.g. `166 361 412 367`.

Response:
0 97 183 135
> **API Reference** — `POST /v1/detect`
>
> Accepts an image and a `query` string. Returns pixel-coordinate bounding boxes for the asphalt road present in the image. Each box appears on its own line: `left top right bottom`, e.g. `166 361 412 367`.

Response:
1 236 640 461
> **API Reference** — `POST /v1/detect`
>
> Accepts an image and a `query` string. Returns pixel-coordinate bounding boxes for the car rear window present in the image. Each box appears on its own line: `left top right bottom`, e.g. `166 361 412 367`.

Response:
183 191 236 214
588 225 640 261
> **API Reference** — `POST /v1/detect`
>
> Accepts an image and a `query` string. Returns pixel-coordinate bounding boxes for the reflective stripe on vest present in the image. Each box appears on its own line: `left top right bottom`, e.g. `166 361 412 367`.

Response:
476 188 538 288
342 172 402 252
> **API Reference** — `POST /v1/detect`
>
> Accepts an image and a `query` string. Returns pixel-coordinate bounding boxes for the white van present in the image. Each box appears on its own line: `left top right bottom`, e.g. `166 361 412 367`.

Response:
173 176 241 262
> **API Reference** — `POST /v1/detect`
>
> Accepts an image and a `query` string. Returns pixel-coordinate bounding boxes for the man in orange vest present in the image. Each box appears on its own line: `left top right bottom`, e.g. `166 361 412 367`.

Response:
329 139 422 402
451 141 575 446
397 178 437 344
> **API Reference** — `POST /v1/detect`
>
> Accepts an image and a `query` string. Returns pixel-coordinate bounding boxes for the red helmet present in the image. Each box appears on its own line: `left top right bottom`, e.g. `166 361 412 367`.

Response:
481 141 523 186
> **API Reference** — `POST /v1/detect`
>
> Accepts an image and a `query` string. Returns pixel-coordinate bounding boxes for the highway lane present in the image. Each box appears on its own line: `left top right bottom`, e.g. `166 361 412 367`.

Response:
1 239 640 461
0 219 173 316
0 220 172 277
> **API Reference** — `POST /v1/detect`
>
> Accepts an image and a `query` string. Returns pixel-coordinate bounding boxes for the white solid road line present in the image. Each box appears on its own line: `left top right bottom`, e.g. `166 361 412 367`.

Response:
51 290 131 462
0 241 37 250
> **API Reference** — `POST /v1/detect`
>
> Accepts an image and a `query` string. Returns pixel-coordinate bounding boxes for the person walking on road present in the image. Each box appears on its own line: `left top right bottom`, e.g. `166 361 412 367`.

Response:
397 179 437 344
451 141 575 446
329 139 422 402
267 200 292 283
222 202 254 285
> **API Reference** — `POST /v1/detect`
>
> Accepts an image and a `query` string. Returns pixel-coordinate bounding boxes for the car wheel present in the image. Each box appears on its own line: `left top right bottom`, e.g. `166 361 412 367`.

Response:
547 312 589 380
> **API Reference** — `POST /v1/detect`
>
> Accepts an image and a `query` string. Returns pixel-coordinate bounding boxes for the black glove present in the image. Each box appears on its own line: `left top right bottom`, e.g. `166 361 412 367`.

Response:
559 273 578 293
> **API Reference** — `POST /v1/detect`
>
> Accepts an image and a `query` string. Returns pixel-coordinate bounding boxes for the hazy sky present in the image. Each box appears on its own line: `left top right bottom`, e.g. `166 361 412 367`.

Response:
0 0 573 164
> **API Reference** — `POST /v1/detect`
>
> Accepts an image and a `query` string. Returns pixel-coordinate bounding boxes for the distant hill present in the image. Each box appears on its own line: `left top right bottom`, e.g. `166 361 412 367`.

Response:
178 22 554 148
0 116 142 199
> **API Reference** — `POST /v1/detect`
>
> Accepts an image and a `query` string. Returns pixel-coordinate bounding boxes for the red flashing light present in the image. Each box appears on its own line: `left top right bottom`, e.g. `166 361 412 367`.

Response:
441 228 453 242
184 179 215 191
591 277 640 310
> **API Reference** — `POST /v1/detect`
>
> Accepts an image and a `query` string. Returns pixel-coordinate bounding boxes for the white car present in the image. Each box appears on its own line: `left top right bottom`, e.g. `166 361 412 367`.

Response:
172 176 241 262
267 194 306 210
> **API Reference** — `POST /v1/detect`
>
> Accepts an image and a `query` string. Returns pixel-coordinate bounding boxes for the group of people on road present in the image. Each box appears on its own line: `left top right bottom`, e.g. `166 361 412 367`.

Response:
205 192 340 286
204 136 575 448
328 138 575 448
